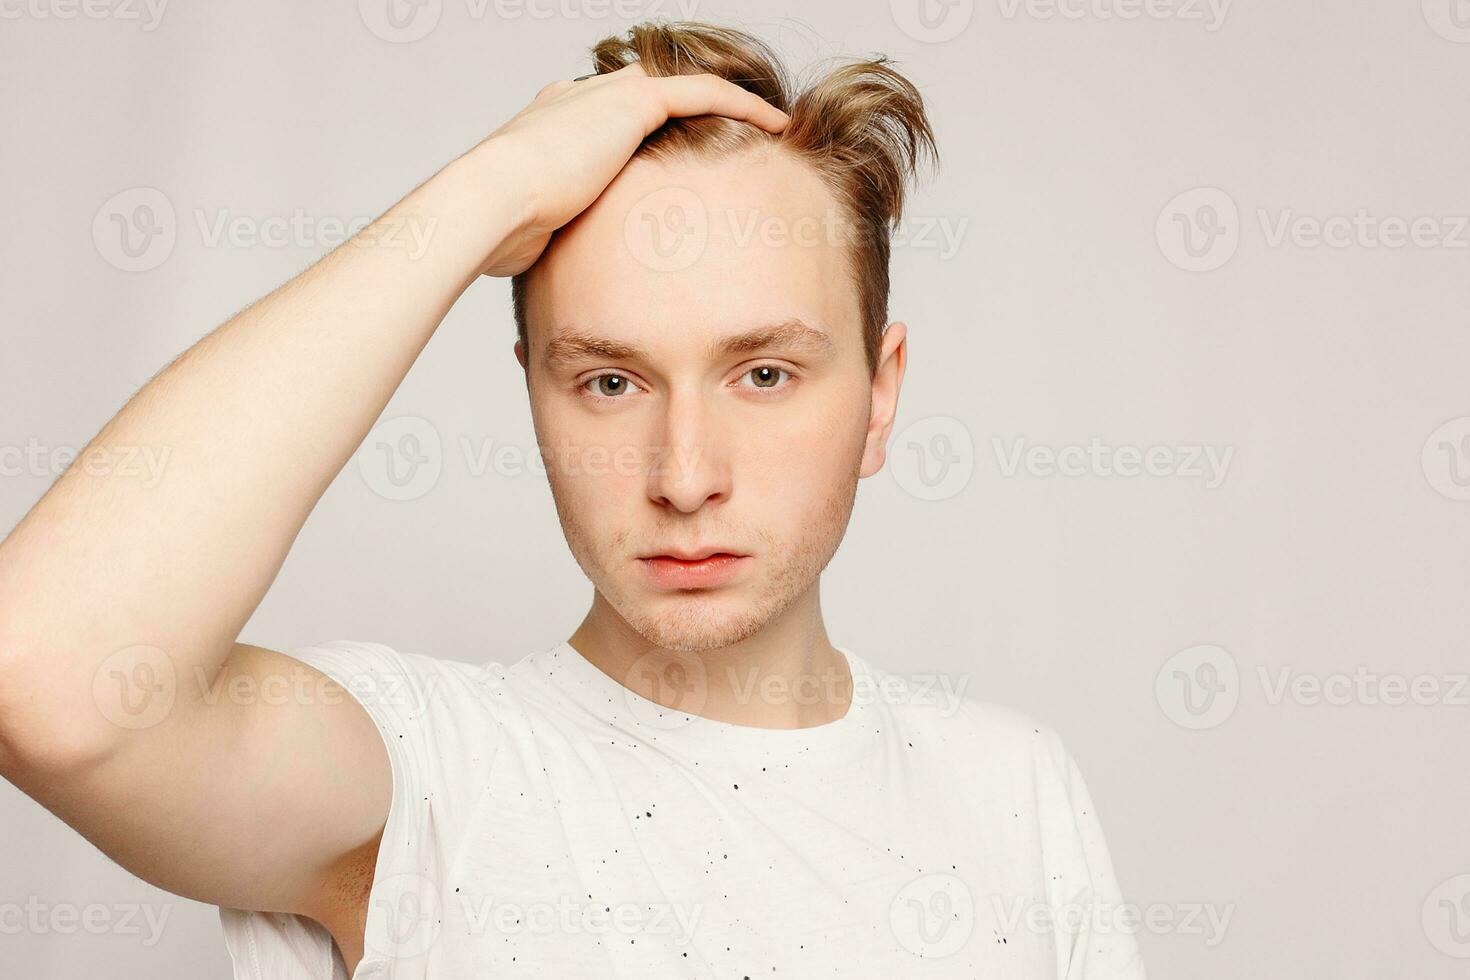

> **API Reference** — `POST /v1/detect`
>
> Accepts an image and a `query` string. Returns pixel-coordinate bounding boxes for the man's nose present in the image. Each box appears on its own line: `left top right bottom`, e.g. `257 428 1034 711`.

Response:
646 389 732 513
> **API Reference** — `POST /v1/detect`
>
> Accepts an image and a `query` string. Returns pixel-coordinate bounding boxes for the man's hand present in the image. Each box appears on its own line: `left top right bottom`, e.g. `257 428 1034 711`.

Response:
472 62 790 277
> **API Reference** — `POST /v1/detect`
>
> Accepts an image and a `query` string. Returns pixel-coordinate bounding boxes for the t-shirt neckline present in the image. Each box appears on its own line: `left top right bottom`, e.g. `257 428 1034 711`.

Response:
543 639 877 763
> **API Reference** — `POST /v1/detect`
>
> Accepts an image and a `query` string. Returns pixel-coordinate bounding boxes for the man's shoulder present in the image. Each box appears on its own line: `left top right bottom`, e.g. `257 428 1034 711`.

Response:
935 694 1073 772
277 639 537 748
856 654 1075 774
287 634 503 685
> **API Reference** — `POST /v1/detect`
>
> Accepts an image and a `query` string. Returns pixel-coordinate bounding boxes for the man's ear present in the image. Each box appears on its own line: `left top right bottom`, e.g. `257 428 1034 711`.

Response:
514 337 528 371
859 320 908 478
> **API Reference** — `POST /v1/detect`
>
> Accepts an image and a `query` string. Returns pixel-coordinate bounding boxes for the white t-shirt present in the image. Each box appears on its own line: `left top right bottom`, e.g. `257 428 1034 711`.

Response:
218 639 1146 979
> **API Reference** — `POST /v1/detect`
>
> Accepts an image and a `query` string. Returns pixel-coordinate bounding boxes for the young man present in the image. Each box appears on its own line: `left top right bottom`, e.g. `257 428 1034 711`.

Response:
0 21 1145 980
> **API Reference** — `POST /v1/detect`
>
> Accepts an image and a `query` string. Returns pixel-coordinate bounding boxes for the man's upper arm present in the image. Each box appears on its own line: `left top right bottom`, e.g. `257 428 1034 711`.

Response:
4 641 392 917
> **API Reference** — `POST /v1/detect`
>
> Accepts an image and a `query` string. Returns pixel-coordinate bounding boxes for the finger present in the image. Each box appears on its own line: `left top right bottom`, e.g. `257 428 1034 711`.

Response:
535 78 576 100
577 62 643 84
651 73 791 133
566 63 643 88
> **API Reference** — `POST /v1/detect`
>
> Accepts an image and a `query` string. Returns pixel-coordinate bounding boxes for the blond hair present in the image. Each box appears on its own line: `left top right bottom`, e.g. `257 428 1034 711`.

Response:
511 20 938 377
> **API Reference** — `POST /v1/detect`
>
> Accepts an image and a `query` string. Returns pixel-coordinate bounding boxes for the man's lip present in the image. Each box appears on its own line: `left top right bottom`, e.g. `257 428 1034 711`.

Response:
640 550 747 561
638 552 749 590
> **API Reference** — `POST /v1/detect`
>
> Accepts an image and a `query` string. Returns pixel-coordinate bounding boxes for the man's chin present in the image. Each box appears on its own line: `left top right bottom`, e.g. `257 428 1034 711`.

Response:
622 595 771 654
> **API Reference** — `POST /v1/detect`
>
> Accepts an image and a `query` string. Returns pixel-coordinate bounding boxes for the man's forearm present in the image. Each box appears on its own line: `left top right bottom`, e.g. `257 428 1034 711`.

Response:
0 141 528 762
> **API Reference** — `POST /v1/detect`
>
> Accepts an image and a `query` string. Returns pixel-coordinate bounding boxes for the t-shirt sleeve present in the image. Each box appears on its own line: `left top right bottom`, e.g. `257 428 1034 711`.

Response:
285 639 502 826
282 639 506 975
1036 733 1148 980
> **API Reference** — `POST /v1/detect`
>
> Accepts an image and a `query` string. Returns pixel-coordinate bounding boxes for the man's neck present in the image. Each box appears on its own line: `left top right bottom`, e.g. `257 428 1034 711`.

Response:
567 590 853 729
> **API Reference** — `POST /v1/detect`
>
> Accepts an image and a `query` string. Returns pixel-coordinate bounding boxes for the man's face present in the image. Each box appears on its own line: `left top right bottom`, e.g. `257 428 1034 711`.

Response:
517 144 904 653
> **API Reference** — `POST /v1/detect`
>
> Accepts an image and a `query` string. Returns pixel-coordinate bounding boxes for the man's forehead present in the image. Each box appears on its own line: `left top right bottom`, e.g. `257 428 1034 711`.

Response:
544 148 848 270
522 147 863 363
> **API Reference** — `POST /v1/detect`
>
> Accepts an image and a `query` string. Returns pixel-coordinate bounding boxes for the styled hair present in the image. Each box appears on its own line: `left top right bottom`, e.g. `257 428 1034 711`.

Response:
510 20 938 378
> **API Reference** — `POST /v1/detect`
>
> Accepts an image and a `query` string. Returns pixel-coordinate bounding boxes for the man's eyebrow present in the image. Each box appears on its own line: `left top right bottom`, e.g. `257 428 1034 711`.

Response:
542 332 642 366
541 318 835 366
711 318 835 359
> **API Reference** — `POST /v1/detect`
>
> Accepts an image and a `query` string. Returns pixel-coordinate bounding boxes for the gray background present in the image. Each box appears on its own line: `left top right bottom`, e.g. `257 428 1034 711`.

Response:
3 1 1469 976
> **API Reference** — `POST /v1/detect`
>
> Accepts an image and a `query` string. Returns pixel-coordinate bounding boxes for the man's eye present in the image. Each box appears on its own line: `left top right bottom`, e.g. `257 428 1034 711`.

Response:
738 365 791 390
583 373 640 398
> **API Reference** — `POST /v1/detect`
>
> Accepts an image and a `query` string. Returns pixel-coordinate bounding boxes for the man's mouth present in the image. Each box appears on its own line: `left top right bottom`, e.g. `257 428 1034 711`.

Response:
637 550 750 589
641 547 747 562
